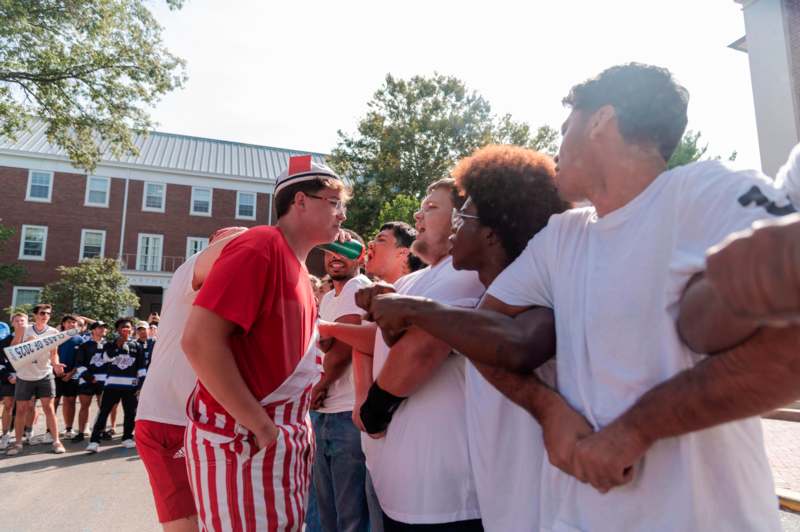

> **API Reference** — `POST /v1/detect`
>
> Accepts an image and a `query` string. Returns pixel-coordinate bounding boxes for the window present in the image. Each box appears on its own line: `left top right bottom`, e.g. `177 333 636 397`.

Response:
26 170 53 202
142 182 166 212
80 229 106 260
137 233 164 271
19 225 47 260
85 176 110 207
12 287 42 308
186 237 209 259
236 191 257 220
190 187 212 216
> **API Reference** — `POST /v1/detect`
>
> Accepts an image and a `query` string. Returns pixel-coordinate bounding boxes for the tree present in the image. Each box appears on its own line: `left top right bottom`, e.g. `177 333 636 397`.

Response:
40 258 139 325
373 194 419 237
668 130 737 169
0 224 24 290
329 73 558 237
0 0 187 171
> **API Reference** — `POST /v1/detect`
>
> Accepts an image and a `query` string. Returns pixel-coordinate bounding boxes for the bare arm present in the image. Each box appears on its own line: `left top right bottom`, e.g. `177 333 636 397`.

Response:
182 306 278 449
311 314 361 409
375 327 452 397
677 273 761 354
351 349 373 431
370 293 550 372
318 321 377 355
572 324 800 492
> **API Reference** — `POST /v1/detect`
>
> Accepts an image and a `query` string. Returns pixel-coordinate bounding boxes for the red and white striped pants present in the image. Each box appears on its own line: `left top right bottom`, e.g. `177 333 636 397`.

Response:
184 402 314 532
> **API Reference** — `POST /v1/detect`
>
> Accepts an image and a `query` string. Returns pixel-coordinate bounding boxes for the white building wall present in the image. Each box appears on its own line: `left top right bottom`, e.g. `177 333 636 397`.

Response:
740 0 800 175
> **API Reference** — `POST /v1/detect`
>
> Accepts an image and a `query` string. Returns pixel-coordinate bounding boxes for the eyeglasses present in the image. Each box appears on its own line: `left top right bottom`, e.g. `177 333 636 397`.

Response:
305 194 346 214
37 311 51 315
451 208 481 231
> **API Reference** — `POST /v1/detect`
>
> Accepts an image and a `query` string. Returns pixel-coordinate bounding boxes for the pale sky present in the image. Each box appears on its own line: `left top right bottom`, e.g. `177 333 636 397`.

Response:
148 0 761 169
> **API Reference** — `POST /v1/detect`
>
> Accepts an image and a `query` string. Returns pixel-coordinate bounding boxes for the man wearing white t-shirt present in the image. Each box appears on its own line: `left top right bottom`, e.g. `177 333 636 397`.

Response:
366 64 798 531
136 226 245 532
357 178 485 531
8 303 65 455
309 230 371 532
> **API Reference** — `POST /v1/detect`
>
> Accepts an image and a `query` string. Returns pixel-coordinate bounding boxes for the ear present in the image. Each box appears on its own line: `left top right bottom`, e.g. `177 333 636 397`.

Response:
588 105 618 141
483 226 500 248
293 191 307 211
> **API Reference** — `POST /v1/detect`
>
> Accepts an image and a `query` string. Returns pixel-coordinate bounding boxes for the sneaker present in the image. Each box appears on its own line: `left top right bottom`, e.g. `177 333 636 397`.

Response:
52 441 66 454
71 433 85 443
6 443 22 456
85 442 99 453
31 433 54 445
0 433 10 450
60 428 76 439
122 438 136 449
100 430 112 441
108 428 117 436
22 430 32 445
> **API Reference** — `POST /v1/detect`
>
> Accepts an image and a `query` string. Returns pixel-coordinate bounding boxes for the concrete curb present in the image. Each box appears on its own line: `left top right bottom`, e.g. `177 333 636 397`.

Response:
778 489 800 513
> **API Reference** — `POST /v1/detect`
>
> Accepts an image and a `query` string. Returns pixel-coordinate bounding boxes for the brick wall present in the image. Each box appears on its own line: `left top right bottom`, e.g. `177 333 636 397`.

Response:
0 164 273 312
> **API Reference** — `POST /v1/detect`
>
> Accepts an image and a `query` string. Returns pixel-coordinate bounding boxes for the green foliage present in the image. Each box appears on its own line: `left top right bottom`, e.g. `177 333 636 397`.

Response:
0 0 187 171
330 73 558 237
668 130 738 169
4 303 32 320
40 257 139 324
0 223 24 289
374 194 419 236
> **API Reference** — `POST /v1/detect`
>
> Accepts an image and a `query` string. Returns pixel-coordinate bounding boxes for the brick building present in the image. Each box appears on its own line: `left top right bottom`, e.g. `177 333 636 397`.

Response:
0 120 326 318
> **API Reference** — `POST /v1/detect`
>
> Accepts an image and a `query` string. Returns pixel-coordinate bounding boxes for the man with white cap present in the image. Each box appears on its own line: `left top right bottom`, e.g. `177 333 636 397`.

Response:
181 155 349 531
136 226 246 532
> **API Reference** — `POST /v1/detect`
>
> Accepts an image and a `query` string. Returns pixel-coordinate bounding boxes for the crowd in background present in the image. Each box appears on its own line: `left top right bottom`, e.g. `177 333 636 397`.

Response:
0 306 159 455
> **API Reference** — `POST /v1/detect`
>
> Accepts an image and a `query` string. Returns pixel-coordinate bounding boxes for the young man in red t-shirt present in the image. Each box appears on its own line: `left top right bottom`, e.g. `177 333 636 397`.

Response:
181 155 350 532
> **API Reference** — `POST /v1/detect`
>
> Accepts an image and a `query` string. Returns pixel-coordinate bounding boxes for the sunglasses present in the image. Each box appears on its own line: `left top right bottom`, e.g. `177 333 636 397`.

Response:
37 311 52 315
451 207 481 231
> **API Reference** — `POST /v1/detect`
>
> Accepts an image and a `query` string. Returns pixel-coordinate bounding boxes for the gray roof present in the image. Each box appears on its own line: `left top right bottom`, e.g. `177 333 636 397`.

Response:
0 119 327 181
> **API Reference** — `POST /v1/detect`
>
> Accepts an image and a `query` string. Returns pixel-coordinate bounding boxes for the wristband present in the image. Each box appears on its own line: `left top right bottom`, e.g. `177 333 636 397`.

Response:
359 381 406 434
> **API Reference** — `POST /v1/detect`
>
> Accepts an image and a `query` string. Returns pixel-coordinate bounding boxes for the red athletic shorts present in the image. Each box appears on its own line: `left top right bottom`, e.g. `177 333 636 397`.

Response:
136 419 197 523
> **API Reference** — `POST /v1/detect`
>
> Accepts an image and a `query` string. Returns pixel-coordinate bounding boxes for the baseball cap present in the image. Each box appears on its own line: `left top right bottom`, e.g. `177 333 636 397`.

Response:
89 321 107 330
274 154 340 196
136 321 149 330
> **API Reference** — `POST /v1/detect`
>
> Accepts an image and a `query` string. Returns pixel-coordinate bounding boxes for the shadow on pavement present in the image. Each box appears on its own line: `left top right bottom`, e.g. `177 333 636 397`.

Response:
0 442 138 473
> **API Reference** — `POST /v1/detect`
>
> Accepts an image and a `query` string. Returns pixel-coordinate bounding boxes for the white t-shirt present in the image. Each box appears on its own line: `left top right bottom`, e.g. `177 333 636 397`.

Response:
465 355 555 532
136 253 200 426
315 274 371 414
364 256 485 524
776 142 800 206
487 160 789 532
16 324 59 381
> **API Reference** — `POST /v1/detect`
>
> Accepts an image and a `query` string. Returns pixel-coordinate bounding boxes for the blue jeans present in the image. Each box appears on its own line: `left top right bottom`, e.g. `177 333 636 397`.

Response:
312 411 370 532
306 412 324 532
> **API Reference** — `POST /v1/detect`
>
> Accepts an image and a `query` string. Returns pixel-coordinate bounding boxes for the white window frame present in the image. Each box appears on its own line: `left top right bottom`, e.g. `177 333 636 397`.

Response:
190 186 213 217
84 176 111 208
18 224 48 261
79 229 107 260
136 233 164 271
236 191 257 220
142 182 166 213
12 286 43 308
186 237 209 259
25 170 53 203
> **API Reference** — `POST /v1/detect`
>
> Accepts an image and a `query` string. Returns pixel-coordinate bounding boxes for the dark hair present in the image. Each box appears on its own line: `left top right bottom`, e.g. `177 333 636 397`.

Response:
427 178 466 210
379 221 424 272
452 145 570 263
60 314 78 325
563 63 689 161
114 318 133 330
32 303 51 315
274 177 349 220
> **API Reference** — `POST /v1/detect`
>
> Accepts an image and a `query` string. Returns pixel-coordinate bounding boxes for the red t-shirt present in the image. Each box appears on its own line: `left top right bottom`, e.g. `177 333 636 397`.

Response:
189 226 316 435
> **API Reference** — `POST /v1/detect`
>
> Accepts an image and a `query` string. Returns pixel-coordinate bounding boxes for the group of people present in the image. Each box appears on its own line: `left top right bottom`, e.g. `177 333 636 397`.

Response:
4 61 800 532
0 308 158 455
